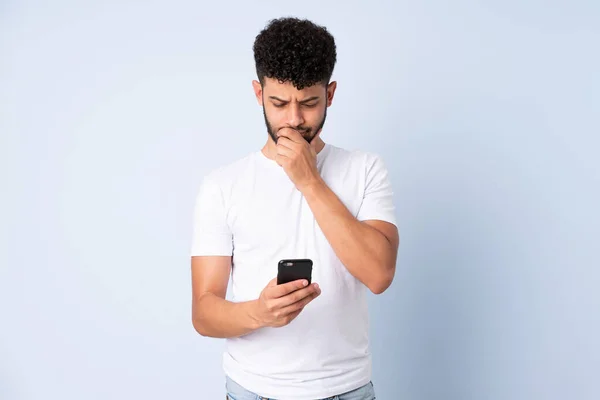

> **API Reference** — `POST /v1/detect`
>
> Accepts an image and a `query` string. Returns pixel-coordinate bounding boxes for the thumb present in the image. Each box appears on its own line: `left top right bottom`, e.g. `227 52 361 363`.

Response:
267 277 278 287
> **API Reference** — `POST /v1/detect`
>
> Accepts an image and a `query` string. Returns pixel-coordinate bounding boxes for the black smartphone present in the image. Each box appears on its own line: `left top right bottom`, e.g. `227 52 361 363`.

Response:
277 259 313 285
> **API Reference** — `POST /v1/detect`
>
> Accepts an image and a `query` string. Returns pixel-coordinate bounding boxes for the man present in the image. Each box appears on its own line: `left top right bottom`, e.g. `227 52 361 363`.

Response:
190 17 399 400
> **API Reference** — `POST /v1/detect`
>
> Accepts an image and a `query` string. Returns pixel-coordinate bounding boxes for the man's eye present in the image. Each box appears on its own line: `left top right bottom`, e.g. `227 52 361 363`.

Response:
273 103 286 108
303 103 318 108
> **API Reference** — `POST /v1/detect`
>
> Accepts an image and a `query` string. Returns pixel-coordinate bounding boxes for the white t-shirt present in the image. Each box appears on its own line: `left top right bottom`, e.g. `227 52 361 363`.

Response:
191 143 397 400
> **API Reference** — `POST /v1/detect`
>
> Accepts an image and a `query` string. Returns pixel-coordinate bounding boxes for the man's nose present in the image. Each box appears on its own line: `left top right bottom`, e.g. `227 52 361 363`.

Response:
286 104 304 128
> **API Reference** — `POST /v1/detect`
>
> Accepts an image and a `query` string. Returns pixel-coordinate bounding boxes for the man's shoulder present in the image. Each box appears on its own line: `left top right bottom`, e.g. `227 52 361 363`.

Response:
326 144 384 167
202 151 257 184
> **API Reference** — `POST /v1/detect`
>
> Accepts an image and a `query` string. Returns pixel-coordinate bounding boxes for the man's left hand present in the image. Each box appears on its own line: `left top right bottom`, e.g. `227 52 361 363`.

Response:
275 128 322 192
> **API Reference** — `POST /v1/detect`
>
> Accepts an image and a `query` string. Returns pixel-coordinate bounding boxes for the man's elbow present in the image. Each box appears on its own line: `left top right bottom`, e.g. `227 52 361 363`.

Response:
192 300 215 337
367 267 395 295
368 280 392 295
192 315 210 337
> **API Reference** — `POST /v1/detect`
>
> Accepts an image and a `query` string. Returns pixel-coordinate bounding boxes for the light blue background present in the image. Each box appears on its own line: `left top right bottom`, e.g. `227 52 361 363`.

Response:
1 1 598 399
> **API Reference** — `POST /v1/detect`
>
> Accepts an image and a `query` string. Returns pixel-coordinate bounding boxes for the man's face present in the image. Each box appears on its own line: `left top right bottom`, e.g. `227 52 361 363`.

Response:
257 78 332 144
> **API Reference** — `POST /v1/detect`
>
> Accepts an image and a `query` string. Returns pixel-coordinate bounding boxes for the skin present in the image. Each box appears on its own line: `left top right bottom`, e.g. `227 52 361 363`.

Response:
191 77 400 338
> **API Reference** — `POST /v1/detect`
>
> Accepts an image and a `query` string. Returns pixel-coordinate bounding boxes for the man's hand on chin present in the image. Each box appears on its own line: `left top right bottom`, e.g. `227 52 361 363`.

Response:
275 128 323 192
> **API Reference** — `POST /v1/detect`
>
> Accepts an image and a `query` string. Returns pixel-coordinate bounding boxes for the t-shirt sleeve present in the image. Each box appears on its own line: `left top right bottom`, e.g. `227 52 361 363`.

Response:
190 175 233 257
356 154 398 227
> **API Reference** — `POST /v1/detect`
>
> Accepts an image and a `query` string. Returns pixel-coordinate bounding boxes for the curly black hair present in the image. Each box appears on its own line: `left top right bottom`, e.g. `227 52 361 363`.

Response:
253 17 337 90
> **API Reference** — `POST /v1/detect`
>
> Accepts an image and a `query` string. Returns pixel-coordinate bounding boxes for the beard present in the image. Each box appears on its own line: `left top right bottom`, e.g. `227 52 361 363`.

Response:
263 106 327 144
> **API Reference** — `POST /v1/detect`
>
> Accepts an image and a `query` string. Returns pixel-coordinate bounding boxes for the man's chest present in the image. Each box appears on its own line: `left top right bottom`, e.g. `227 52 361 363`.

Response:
224 175 363 253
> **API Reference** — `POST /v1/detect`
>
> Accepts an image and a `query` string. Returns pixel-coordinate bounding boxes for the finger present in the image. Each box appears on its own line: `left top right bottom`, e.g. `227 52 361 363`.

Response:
279 289 320 315
276 136 298 151
276 308 302 327
276 144 295 159
278 128 306 144
289 309 303 319
275 154 289 167
268 278 309 298
278 283 320 307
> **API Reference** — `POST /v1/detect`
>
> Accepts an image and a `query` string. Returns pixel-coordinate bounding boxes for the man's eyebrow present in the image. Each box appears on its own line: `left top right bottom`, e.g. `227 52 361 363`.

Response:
299 96 320 103
268 96 320 103
269 96 288 102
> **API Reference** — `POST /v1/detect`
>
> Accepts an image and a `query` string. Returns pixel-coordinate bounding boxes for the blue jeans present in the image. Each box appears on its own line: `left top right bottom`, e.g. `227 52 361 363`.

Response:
225 375 376 400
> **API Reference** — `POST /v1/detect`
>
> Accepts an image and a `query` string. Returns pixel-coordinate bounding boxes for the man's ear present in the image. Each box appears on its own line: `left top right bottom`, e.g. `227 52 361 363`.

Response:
252 80 263 106
326 81 337 107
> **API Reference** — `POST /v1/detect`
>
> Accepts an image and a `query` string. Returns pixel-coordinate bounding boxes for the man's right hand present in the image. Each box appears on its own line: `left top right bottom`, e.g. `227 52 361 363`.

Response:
251 278 321 328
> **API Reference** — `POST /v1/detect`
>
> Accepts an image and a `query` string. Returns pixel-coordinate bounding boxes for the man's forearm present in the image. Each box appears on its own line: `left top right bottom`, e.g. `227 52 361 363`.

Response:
192 292 261 338
302 178 396 293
